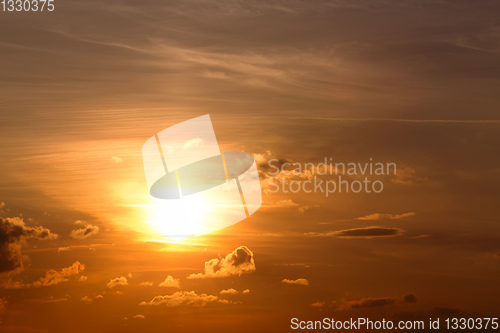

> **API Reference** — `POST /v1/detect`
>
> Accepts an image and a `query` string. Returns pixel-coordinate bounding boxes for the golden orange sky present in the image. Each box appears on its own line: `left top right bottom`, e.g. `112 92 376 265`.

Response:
1 1 500 332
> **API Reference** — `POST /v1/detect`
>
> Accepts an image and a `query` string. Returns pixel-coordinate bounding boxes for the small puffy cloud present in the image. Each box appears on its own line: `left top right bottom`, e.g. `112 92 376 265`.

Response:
81 294 104 303
0 297 7 312
183 138 203 149
139 281 153 287
140 291 228 307
392 167 425 184
356 212 416 220
220 288 251 295
111 156 123 164
70 224 99 239
159 275 180 288
2 261 85 289
78 276 88 282
282 278 309 286
80 296 93 303
187 246 256 279
1 217 58 276
58 247 70 253
31 261 85 288
276 199 299 207
132 314 145 319
0 202 5 209
311 301 326 307
220 288 238 295
107 276 128 288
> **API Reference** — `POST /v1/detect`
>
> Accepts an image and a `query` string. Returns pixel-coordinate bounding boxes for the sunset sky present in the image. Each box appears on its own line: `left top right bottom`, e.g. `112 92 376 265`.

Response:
1 1 500 332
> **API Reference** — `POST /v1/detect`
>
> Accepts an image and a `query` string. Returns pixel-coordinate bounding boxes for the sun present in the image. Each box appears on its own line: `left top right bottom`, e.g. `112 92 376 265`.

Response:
145 197 209 241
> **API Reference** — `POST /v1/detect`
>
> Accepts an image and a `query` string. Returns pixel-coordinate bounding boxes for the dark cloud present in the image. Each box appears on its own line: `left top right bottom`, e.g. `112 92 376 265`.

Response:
340 294 418 310
432 307 461 316
0 217 58 276
336 227 403 238
342 297 396 310
308 227 404 238
403 294 417 304
187 246 256 279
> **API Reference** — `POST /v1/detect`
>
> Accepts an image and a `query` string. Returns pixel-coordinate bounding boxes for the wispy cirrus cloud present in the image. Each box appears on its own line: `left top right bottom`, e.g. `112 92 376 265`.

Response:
307 227 404 238
356 212 416 220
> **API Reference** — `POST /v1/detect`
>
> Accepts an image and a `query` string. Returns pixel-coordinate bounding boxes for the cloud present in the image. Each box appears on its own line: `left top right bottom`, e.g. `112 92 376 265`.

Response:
80 296 93 303
140 291 230 307
2 261 85 289
220 288 238 295
356 212 416 220
282 278 309 286
201 70 227 80
132 314 145 319
30 261 85 288
339 294 418 310
339 297 396 310
311 301 326 307
335 227 403 238
58 247 70 252
183 138 203 149
392 167 425 184
70 224 99 239
220 288 250 295
403 294 417 304
80 294 103 303
107 276 128 288
139 281 153 287
0 217 58 276
78 276 88 282
111 156 123 164
187 246 256 279
432 307 461 316
0 297 7 312
159 275 180 288
0 202 4 209
308 227 404 238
